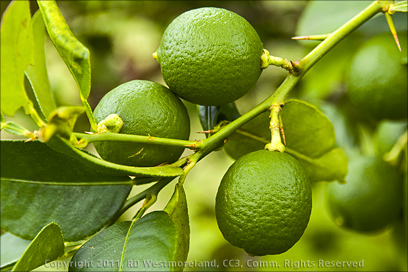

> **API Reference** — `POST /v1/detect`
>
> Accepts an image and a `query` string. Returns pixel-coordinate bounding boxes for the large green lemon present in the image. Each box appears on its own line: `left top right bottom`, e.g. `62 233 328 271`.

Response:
93 80 190 167
156 7 264 106
325 156 403 233
347 32 407 120
216 150 312 255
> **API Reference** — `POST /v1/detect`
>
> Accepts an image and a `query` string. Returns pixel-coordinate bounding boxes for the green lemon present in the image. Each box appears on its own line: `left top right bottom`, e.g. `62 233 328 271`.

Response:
216 150 312 256
93 80 190 167
156 7 264 106
325 156 403 233
347 32 407 120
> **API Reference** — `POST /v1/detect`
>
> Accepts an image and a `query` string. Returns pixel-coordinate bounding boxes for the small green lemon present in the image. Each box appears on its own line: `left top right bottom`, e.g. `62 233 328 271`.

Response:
325 156 403 233
347 32 407 120
93 80 190 167
216 150 312 256
156 7 264 106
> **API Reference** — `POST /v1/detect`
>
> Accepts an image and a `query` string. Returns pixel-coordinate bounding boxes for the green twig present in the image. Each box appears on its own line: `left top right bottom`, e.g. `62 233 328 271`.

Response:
73 132 202 150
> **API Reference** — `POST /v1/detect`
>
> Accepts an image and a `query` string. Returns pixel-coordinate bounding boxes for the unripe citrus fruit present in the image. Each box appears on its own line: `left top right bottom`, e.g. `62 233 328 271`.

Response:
346 32 407 120
155 7 264 106
93 80 190 167
325 156 403 233
216 150 312 256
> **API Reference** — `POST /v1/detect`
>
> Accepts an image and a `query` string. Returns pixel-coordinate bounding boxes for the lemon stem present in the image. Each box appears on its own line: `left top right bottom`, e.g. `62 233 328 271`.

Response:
265 104 285 152
261 49 298 74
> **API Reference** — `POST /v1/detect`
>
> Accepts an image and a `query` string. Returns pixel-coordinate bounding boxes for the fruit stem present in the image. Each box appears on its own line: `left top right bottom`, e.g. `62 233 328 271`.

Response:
261 49 299 74
265 104 285 153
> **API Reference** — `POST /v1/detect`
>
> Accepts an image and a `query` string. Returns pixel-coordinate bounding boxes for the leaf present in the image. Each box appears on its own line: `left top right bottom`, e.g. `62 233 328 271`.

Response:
281 99 336 158
70 211 179 272
223 99 347 182
37 0 91 100
286 147 348 183
0 0 34 117
12 222 64 272
46 134 185 178
164 184 190 267
391 1 408 13
1 233 31 269
25 10 55 120
296 1 370 38
1 140 132 241
198 103 241 135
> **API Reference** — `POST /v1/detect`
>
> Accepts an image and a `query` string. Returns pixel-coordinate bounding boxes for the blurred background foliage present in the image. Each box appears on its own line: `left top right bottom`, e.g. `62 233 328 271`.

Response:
1 1 407 271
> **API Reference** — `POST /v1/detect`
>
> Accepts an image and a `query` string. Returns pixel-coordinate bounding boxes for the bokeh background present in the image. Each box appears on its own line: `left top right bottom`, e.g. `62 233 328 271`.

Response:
1 1 407 271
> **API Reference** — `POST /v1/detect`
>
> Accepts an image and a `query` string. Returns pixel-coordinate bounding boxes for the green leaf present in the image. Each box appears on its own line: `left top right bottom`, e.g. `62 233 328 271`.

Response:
0 0 34 117
296 1 370 38
70 211 179 272
1 140 132 241
1 233 31 269
391 1 408 13
164 184 190 267
37 0 90 100
223 99 347 182
198 103 241 135
286 147 348 183
25 10 55 120
281 99 335 158
12 222 64 272
46 135 185 178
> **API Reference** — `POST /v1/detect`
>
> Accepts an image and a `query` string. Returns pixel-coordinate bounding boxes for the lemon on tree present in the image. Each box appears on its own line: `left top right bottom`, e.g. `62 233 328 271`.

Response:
93 80 190 167
325 156 403 233
216 150 312 256
346 32 407 120
155 7 264 106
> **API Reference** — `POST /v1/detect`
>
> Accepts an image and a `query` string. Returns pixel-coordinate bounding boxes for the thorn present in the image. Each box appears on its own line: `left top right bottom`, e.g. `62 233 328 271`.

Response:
197 130 213 134
291 34 330 41
148 134 153 141
24 136 37 142
184 143 197 149
385 12 402 51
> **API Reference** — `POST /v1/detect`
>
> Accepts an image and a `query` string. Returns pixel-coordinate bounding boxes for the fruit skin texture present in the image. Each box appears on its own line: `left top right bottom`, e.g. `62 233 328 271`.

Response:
156 7 263 106
347 32 407 120
325 156 402 233
93 80 190 167
216 150 312 256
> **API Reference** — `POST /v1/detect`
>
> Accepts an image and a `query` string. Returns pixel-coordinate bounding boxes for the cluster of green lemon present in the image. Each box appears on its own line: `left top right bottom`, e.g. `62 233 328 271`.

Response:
91 7 312 256
324 32 407 234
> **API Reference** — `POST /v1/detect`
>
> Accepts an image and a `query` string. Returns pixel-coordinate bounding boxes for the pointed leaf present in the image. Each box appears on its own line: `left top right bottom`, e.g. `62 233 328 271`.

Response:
165 184 190 266
1 233 31 268
12 222 64 272
70 211 179 272
37 0 90 100
0 0 34 116
25 10 55 120
1 140 132 241
223 99 347 182
198 103 240 135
